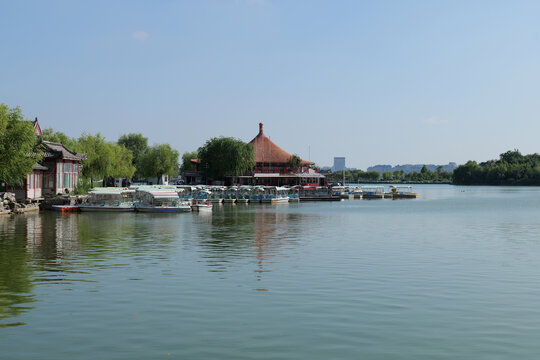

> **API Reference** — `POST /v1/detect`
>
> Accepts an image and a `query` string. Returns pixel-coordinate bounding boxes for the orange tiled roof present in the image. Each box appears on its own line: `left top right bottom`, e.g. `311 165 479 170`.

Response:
249 123 314 165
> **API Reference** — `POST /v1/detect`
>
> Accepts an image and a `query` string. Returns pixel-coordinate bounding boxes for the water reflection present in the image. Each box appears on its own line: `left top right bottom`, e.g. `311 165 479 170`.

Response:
0 206 323 326
0 215 36 327
195 204 321 290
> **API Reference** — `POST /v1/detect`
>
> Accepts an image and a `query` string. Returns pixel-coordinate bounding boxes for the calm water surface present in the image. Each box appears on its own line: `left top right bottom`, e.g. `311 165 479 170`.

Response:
2 185 540 359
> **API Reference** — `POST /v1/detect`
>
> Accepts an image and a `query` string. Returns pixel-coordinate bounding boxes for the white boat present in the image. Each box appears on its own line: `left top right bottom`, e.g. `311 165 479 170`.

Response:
361 185 385 199
135 188 191 213
350 186 363 199
261 186 290 204
191 200 213 212
79 188 136 212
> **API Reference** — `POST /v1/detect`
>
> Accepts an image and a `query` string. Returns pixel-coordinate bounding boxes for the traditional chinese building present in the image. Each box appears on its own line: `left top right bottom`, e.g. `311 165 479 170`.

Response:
8 118 86 200
232 123 326 186
40 141 86 196
182 123 326 186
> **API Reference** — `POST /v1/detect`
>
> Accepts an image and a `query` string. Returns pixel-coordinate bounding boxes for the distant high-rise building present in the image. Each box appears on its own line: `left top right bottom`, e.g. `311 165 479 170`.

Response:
333 157 346 172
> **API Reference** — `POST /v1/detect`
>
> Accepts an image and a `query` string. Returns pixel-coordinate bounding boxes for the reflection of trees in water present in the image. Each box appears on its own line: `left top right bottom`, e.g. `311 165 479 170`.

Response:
57 213 181 263
0 215 36 327
26 213 80 264
0 211 186 327
196 205 321 282
25 212 183 264
0 212 82 327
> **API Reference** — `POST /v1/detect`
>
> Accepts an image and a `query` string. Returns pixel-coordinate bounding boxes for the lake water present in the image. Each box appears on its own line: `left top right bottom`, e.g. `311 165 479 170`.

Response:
2 185 540 359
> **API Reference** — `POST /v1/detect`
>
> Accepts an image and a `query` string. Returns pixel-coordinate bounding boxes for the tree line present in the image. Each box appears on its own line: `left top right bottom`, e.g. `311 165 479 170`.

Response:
322 166 452 184
453 150 540 185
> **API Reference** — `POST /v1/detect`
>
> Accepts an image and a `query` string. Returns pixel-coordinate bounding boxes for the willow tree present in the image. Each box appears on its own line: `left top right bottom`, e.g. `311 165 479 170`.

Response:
139 144 179 182
0 104 42 185
77 133 135 186
118 133 148 178
198 137 255 180
109 143 136 179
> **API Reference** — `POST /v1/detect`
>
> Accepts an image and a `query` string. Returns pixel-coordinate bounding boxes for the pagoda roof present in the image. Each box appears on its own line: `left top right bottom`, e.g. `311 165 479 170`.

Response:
249 123 314 165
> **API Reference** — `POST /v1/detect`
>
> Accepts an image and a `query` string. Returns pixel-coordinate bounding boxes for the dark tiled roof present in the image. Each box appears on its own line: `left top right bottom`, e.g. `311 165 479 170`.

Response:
32 164 49 171
41 141 86 161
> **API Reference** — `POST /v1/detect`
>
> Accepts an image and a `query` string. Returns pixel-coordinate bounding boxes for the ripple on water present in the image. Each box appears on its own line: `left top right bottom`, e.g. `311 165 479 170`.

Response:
3 187 540 358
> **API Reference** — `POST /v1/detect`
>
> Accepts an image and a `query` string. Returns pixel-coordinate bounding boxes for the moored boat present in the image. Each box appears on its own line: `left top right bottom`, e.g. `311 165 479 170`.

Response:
209 186 225 204
79 188 136 212
191 199 213 212
223 187 237 204
261 186 290 204
135 188 191 212
51 204 80 213
389 185 418 199
236 186 251 203
361 185 385 199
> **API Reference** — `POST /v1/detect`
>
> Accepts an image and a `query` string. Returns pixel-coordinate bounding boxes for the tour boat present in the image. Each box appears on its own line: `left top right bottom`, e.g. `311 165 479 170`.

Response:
361 185 385 199
79 188 136 212
389 185 418 199
135 188 191 212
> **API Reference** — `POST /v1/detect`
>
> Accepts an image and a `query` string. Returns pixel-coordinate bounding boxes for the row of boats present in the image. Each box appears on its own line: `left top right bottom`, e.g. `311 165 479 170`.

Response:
52 184 418 213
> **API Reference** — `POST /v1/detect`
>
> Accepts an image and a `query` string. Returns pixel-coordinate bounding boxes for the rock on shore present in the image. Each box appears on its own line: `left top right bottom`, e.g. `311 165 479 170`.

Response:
0 192 40 215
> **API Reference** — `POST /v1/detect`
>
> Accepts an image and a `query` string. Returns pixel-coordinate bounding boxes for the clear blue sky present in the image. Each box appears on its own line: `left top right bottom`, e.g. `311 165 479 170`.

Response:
2 0 539 169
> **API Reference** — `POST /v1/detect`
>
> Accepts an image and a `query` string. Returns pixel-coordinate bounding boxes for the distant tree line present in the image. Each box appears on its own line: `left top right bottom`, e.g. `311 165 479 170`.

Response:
453 150 540 185
322 166 452 184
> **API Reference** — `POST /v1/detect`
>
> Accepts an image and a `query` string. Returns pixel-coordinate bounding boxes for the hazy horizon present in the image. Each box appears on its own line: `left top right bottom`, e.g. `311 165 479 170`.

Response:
2 0 539 169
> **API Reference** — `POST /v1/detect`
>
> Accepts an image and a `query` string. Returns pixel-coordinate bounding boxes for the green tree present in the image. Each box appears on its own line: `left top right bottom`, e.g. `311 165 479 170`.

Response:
76 133 110 186
382 171 393 180
0 104 42 185
365 170 381 181
393 170 404 180
76 133 134 186
452 161 482 185
198 137 255 181
41 128 77 149
118 133 148 178
287 154 302 171
499 149 523 164
180 151 199 172
108 143 136 179
139 144 179 181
